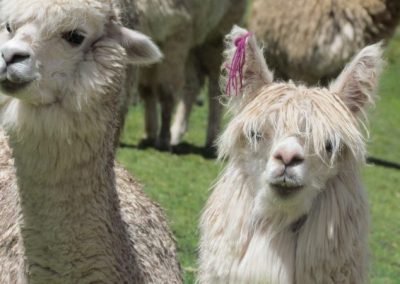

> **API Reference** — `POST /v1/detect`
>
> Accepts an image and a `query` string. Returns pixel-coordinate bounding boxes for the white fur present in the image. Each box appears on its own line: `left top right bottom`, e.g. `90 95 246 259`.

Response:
0 1 181 283
198 26 384 284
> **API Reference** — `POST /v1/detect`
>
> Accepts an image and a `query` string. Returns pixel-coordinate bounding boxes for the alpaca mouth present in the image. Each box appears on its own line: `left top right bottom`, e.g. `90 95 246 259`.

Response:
0 79 31 93
270 182 303 198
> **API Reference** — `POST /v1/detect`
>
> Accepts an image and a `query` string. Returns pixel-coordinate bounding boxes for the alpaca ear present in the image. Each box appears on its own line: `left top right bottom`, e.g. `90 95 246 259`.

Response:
109 24 163 65
329 43 384 114
222 25 273 112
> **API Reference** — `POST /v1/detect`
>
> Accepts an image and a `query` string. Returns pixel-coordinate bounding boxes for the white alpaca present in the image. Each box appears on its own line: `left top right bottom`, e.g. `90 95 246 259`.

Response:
198 26 384 283
249 0 398 85
0 0 182 283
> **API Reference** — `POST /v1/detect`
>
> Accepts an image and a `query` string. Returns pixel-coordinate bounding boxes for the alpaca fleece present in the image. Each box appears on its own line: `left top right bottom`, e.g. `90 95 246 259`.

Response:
198 26 384 283
118 0 246 150
249 0 399 84
0 0 181 282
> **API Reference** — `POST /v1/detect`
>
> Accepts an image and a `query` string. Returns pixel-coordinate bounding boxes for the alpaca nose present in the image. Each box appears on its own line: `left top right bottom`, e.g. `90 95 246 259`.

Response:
1 44 31 66
273 149 304 167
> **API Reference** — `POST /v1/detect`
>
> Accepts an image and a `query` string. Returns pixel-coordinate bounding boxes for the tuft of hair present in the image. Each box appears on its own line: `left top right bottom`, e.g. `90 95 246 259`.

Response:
220 25 273 113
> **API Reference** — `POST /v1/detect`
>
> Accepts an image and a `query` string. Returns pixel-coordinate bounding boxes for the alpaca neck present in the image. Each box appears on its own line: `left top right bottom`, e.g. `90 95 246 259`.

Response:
294 166 368 283
3 99 134 281
207 162 367 283
205 167 297 283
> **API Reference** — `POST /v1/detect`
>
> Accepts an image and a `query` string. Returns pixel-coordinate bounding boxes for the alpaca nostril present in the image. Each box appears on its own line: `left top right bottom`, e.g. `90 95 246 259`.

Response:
287 155 304 167
6 53 30 65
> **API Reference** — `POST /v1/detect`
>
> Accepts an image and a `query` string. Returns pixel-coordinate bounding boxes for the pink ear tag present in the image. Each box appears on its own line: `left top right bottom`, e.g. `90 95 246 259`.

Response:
225 32 251 96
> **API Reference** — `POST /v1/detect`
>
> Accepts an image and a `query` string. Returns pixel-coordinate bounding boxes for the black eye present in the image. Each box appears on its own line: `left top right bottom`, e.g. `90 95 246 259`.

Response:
62 30 85 46
5 22 11 33
325 141 333 154
250 131 263 142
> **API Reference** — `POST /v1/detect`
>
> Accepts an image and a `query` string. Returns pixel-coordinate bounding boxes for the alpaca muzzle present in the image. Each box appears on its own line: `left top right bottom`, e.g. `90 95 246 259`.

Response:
269 179 304 198
0 40 38 93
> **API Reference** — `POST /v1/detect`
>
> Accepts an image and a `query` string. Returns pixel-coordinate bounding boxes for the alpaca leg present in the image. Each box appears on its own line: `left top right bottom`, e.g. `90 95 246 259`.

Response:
158 87 175 151
170 54 204 146
141 85 159 147
198 41 224 152
205 74 222 150
170 99 192 146
156 31 190 151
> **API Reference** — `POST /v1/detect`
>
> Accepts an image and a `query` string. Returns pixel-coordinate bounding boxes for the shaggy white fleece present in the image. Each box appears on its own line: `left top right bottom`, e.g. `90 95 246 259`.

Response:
198 26 384 284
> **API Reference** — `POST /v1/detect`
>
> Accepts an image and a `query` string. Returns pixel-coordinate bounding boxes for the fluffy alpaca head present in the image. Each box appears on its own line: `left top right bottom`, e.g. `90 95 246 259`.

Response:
0 0 162 108
219 26 383 221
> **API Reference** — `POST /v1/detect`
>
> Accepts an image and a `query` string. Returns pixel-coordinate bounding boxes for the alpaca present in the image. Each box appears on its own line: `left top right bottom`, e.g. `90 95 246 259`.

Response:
198 26 383 283
0 0 182 282
118 0 246 151
249 0 398 85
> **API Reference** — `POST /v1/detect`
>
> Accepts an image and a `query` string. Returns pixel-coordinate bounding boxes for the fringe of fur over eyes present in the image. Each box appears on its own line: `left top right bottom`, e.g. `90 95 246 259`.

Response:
218 27 384 165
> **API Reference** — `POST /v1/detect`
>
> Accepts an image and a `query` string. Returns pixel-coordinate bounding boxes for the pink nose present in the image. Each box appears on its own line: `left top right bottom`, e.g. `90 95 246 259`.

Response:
273 148 304 167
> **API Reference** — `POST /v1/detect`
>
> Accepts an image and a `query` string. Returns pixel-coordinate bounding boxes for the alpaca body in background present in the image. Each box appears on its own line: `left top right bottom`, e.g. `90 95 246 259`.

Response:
119 0 247 151
249 0 399 84
0 0 181 282
199 26 384 283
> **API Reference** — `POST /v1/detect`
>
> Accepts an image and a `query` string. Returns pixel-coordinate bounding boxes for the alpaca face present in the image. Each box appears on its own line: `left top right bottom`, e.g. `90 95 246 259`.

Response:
0 0 162 108
219 26 383 219
223 86 356 218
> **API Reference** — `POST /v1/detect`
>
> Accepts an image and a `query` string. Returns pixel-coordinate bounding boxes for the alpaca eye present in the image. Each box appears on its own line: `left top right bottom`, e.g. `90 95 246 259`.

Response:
5 22 11 33
62 30 85 46
325 141 333 154
326 141 343 155
250 131 263 142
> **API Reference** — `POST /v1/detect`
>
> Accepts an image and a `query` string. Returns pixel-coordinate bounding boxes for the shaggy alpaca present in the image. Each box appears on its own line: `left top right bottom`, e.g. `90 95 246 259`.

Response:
198 26 383 283
119 0 246 151
249 0 398 84
0 0 182 282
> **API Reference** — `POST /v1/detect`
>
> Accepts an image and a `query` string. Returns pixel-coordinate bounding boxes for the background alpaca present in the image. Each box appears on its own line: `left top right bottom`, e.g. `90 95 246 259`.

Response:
198 26 383 283
249 0 399 84
118 0 246 151
0 0 182 282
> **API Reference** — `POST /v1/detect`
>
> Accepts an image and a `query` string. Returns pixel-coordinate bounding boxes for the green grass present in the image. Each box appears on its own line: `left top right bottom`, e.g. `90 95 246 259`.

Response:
364 30 400 284
117 34 400 284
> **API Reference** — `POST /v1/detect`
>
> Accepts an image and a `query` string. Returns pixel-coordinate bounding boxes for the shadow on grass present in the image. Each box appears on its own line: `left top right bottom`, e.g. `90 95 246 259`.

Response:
120 142 400 170
119 141 217 160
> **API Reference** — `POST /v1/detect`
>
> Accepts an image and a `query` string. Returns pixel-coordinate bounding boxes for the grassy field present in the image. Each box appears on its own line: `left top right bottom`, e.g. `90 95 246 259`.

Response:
117 33 400 283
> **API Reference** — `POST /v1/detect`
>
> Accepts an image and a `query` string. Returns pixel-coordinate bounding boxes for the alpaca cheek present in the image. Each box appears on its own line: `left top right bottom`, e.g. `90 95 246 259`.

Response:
307 160 335 190
240 149 267 174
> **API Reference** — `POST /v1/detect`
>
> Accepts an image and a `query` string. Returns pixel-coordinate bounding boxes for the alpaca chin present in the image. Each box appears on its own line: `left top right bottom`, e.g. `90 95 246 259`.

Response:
252 184 315 227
